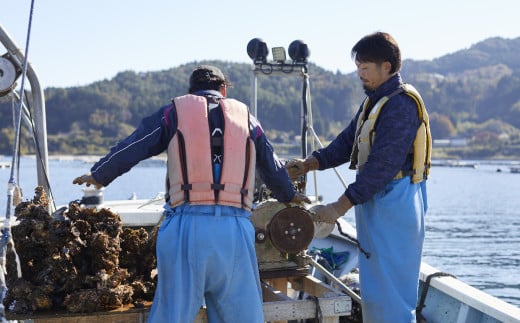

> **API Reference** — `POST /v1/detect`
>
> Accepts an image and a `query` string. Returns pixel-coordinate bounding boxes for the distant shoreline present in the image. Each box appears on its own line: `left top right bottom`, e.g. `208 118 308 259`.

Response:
1 154 518 167
0 154 168 164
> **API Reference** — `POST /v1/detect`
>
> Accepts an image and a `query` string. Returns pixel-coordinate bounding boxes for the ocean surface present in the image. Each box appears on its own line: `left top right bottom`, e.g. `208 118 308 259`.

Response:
1 156 519 307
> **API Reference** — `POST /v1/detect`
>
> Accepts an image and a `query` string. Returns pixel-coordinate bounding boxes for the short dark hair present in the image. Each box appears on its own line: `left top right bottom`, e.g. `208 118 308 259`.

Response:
188 65 230 93
351 32 401 74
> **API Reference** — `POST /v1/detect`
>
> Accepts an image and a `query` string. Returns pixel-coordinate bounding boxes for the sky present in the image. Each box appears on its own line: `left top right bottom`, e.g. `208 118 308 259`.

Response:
1 0 519 88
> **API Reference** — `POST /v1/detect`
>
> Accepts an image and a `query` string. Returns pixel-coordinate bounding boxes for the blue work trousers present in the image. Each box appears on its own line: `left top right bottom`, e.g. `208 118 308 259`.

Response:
147 204 264 323
355 178 427 323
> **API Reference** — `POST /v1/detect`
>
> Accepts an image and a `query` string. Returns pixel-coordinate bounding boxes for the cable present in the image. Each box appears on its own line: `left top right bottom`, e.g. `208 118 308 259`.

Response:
336 221 371 259
1 0 37 320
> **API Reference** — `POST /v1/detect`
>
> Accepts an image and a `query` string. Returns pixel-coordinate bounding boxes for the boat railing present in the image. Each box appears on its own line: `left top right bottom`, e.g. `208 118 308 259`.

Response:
419 262 520 322
1 23 53 211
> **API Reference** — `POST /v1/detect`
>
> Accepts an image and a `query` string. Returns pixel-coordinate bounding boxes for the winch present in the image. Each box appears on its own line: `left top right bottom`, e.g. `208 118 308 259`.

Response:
251 199 316 278
0 54 21 97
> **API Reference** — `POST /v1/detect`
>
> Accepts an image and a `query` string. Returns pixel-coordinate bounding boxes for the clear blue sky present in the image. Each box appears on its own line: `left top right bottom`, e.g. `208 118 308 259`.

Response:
2 0 519 88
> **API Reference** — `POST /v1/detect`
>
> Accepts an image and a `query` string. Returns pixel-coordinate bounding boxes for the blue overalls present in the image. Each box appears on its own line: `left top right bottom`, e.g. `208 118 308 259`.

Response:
355 178 427 322
147 204 264 323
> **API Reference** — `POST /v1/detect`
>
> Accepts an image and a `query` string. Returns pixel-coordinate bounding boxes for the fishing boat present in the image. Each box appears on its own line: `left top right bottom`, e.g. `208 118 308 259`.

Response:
2 22 520 323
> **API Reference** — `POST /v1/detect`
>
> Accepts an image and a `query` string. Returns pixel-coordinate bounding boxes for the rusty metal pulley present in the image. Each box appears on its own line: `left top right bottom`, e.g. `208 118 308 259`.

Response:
267 206 314 254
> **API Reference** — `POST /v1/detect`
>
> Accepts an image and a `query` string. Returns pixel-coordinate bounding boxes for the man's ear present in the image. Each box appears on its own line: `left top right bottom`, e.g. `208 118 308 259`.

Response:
383 61 392 74
220 84 227 97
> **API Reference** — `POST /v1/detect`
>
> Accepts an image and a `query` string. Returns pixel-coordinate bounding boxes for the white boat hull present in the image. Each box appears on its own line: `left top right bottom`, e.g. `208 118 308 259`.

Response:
97 199 520 323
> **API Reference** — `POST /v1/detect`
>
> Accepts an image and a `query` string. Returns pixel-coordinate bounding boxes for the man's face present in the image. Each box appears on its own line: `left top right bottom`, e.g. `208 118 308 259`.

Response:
355 60 390 91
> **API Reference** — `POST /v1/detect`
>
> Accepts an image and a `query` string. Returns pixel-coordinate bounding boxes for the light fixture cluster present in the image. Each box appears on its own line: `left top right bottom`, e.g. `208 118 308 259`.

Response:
247 38 310 73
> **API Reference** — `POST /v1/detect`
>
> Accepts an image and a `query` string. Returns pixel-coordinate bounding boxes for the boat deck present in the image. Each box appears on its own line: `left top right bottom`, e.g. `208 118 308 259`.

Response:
6 275 351 323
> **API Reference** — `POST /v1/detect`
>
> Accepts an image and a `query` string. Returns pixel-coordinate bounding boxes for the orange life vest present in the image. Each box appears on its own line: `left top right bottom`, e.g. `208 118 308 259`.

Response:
167 94 256 210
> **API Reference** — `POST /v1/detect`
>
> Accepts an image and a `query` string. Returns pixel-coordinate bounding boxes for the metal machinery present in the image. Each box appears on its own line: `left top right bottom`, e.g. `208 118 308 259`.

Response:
1 24 53 212
246 38 326 278
252 200 315 277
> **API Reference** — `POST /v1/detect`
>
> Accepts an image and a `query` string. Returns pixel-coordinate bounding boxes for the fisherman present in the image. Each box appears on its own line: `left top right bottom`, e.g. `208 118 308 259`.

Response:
286 32 431 322
73 65 310 323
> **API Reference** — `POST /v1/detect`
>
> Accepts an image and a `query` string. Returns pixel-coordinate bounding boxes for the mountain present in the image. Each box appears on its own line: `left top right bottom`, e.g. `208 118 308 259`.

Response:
1 37 519 158
402 37 520 74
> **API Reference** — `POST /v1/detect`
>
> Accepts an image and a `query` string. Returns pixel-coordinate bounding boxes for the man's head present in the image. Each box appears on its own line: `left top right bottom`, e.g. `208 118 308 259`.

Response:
351 32 401 91
189 65 229 94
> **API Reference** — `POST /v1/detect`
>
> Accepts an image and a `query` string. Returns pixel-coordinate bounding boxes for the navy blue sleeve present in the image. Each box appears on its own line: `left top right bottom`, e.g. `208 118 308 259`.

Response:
312 109 360 169
90 104 176 186
250 115 296 203
345 94 420 204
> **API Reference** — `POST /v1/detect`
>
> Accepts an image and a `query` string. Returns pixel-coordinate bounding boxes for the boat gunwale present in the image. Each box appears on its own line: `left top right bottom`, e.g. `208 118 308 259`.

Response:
420 262 520 322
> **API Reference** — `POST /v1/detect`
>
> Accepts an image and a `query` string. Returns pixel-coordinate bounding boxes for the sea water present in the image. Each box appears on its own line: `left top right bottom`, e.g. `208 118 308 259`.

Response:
1 156 519 307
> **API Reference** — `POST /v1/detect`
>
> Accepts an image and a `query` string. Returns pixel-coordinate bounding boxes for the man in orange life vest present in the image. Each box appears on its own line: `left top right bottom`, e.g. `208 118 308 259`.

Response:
73 65 310 322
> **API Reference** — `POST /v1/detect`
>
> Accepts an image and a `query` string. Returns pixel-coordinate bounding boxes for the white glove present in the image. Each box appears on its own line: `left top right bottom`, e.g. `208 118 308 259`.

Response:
310 204 342 224
310 195 353 224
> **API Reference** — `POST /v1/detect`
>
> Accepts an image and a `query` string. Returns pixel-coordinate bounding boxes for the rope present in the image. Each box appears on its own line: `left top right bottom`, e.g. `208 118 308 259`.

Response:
416 271 456 317
4 0 36 217
10 94 22 207
1 0 37 319
312 296 323 322
12 90 57 210
336 220 371 259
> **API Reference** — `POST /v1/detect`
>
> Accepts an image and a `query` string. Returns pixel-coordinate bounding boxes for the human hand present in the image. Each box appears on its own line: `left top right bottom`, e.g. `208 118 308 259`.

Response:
310 204 342 224
290 192 311 204
310 195 352 224
286 158 307 179
286 156 319 180
72 174 103 189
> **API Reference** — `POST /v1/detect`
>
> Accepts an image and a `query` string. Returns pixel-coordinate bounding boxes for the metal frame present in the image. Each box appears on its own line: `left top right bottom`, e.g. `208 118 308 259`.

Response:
0 24 52 210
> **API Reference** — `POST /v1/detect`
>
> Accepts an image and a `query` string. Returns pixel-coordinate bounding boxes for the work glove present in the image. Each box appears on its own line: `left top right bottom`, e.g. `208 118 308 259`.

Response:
286 158 307 179
72 174 103 189
310 195 353 224
310 204 336 238
310 204 342 224
290 192 312 204
285 156 318 180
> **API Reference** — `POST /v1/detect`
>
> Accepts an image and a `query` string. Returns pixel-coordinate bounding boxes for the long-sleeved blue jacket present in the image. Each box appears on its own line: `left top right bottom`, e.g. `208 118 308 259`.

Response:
312 74 420 205
90 90 296 203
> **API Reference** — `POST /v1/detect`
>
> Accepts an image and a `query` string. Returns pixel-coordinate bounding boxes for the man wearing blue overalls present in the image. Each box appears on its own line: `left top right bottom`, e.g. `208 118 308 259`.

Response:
74 65 309 322
287 32 431 322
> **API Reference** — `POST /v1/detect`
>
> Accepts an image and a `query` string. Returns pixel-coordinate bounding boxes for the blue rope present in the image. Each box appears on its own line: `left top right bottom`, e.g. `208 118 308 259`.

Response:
1 0 37 319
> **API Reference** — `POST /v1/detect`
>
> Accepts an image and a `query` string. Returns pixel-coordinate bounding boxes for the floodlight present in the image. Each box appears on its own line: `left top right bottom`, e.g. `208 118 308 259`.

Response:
271 47 286 63
247 38 269 64
288 40 310 63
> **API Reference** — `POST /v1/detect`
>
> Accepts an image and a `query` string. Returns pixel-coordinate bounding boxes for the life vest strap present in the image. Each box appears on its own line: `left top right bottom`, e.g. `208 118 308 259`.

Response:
211 183 225 190
211 136 223 147
241 137 252 207
394 169 415 180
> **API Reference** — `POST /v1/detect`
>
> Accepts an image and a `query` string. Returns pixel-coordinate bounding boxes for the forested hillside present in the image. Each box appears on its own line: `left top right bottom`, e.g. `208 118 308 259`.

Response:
1 36 520 158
